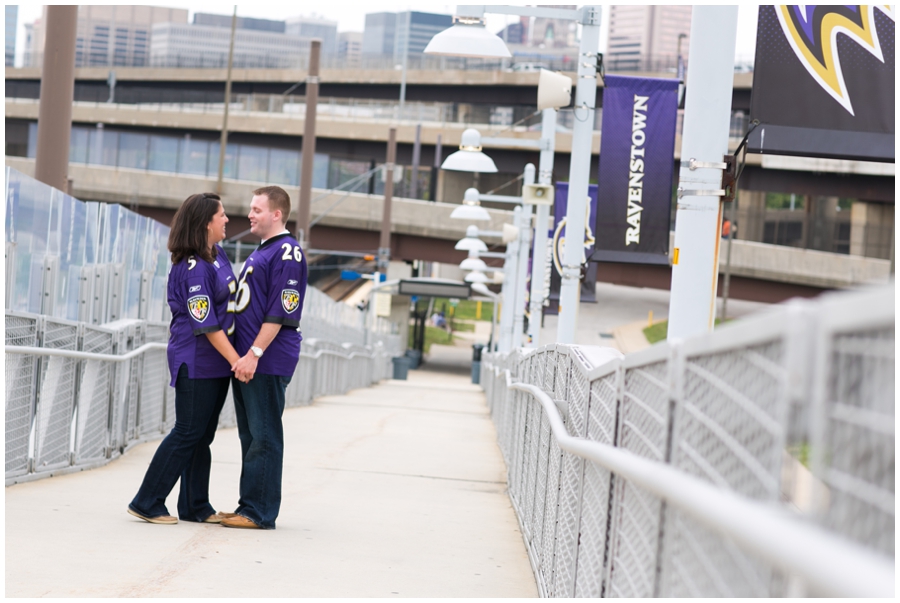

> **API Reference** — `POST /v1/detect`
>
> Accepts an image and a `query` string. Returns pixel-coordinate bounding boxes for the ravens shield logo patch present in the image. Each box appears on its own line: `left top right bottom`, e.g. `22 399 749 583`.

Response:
282 289 300 313
188 295 211 322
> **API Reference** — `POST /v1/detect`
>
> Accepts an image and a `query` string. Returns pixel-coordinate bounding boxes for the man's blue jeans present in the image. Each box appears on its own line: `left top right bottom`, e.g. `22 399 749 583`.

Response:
130 364 229 521
231 373 290 529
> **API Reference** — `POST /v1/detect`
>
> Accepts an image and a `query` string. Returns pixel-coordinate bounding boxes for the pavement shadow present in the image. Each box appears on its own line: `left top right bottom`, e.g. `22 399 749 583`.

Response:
415 344 473 377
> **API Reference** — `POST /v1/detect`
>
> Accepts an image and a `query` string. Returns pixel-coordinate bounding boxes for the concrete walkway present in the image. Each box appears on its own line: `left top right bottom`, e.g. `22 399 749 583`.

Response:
5 363 537 597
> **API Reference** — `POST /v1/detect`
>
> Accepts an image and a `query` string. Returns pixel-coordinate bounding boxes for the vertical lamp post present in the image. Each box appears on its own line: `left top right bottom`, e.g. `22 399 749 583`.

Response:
215 6 237 195
379 127 398 273
667 6 739 341
297 39 322 248
34 5 78 192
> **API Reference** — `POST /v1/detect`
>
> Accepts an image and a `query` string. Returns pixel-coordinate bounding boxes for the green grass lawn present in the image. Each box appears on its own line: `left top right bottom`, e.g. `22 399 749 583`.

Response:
450 320 475 333
643 318 731 344
430 298 494 321
408 325 459 353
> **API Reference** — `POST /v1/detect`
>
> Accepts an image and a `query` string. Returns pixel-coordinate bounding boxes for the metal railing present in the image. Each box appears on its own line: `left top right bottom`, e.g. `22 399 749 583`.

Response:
18 51 730 74
5 286 402 486
481 284 894 597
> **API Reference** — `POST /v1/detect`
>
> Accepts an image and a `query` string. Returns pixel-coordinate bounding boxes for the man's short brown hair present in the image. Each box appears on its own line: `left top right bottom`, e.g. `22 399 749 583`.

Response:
254 186 291 224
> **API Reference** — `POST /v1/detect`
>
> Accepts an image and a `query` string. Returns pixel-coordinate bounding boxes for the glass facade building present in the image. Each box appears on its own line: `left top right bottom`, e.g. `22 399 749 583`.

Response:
5 5 17 67
24 123 380 195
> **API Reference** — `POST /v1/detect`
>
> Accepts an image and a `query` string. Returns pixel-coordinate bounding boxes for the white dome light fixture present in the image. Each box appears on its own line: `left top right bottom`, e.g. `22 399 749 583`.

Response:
459 249 488 272
423 17 512 59
470 282 495 297
450 188 491 221
464 270 490 284
441 129 498 173
454 224 488 253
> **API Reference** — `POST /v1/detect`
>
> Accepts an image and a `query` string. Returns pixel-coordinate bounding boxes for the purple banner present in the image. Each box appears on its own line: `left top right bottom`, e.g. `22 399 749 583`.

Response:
590 74 679 265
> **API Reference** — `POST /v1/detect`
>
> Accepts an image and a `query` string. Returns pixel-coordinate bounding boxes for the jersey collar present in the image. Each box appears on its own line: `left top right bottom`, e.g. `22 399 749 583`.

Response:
259 230 291 248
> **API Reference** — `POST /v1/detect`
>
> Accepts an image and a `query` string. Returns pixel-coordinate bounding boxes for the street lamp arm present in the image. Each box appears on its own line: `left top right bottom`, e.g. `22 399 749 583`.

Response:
478 194 523 204
477 5 581 20
481 137 542 151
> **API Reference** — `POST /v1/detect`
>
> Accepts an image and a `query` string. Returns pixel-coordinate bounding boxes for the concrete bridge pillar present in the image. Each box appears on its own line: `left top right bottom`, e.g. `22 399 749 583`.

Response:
735 189 766 242
850 201 894 260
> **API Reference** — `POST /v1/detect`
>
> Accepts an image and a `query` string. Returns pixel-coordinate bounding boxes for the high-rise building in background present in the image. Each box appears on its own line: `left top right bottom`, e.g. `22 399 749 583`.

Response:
530 6 577 48
6 5 18 67
25 5 188 68
286 15 338 55
362 13 396 57
496 20 525 46
192 12 285 33
338 31 363 67
606 5 692 69
362 11 452 62
150 23 308 68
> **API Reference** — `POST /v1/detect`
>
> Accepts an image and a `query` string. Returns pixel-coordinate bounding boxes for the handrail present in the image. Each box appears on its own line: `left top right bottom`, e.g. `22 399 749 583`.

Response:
5 342 392 364
499 368 894 598
5 342 167 362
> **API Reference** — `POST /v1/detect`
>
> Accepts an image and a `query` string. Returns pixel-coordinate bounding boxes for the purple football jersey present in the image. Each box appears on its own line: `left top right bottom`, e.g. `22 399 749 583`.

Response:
166 245 237 385
234 232 308 377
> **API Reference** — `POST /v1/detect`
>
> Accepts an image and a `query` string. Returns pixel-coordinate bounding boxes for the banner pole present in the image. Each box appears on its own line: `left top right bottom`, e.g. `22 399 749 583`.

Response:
527 108 557 348
512 164 536 350
557 6 602 344
498 206 522 353
667 6 739 342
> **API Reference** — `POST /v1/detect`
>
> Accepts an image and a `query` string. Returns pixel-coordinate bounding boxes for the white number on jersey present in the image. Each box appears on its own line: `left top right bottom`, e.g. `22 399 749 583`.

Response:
226 279 237 335
234 266 254 313
281 242 303 262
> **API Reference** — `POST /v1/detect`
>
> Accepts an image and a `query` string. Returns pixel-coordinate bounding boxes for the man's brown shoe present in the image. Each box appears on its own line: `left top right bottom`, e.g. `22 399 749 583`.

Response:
220 515 261 529
127 507 178 525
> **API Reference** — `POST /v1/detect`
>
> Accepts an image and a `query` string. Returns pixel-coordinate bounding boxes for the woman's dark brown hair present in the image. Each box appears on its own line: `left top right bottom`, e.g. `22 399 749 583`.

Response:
168 193 222 264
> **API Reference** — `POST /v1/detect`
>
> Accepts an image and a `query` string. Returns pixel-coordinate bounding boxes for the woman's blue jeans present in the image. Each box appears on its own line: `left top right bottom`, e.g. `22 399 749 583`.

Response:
129 364 230 521
231 373 290 529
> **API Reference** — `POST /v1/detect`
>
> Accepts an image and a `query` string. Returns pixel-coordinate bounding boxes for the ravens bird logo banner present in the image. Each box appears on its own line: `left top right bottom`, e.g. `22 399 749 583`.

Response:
748 5 894 162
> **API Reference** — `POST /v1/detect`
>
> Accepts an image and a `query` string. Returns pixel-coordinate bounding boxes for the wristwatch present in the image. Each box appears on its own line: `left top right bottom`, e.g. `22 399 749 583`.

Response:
250 346 264 358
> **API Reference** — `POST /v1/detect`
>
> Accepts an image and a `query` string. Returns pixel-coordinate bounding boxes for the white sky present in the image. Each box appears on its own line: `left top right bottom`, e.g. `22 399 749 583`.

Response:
13 4 760 67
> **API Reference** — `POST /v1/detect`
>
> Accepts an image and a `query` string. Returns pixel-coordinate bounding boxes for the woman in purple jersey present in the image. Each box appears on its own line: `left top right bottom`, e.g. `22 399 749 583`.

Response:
128 193 242 525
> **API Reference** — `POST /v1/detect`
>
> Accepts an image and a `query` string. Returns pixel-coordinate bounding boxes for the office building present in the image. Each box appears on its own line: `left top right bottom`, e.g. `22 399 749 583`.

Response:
530 6 577 48
339 32 363 67
285 15 338 55
362 11 452 61
496 20 525 46
606 5 692 69
150 22 308 68
25 5 188 68
6 5 17 67
192 13 285 33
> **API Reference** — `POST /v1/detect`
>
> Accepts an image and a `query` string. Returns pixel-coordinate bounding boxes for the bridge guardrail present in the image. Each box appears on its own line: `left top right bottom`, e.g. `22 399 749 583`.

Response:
5 309 401 486
481 284 894 597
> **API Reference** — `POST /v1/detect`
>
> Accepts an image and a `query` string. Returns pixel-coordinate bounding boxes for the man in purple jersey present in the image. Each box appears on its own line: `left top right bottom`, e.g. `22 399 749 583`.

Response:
220 186 308 530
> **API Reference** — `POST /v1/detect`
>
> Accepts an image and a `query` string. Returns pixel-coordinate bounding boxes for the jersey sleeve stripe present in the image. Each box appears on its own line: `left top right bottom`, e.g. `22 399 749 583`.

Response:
264 315 300 328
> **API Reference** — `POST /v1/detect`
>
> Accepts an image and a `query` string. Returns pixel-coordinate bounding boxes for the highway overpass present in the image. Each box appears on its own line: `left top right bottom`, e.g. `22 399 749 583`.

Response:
6 157 890 303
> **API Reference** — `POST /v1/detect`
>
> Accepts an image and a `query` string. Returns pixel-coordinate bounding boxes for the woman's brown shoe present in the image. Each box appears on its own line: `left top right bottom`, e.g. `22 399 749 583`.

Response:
127 507 178 525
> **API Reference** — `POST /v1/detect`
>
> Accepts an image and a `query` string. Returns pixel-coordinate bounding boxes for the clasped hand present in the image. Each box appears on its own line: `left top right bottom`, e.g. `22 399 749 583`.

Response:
232 353 257 383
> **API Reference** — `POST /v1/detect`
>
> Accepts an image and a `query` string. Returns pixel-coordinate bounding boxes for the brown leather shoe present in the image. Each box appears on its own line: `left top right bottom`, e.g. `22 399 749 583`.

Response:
202 512 237 524
220 514 261 529
128 507 178 525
